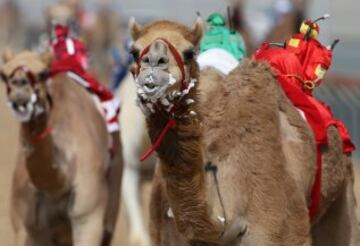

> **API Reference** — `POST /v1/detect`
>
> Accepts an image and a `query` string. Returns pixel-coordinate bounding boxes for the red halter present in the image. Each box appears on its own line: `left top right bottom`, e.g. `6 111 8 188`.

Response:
136 38 188 91
136 38 189 161
8 65 52 143
9 66 37 87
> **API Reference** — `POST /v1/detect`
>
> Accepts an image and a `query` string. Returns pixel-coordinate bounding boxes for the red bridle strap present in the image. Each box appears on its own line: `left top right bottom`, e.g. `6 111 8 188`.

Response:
139 117 176 161
9 66 37 86
31 127 52 144
137 38 189 162
137 38 187 90
9 66 52 143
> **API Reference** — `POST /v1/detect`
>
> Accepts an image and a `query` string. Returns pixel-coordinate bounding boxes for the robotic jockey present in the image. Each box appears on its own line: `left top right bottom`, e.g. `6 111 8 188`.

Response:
254 15 355 220
284 15 337 93
50 23 120 134
197 12 247 75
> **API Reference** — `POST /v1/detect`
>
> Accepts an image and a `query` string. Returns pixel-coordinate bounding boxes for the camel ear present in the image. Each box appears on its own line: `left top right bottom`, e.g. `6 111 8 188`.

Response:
129 17 143 40
2 49 14 63
189 16 204 45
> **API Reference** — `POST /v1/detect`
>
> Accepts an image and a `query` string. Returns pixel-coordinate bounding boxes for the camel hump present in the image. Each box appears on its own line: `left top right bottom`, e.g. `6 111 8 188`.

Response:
224 59 280 101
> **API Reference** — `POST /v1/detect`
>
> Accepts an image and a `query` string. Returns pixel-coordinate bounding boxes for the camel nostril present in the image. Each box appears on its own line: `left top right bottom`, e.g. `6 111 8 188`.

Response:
158 57 168 65
142 56 150 64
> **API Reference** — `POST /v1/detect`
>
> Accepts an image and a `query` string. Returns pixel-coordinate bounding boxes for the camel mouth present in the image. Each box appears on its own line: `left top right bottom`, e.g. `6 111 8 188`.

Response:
9 101 34 122
137 69 174 100
8 94 40 122
143 82 159 93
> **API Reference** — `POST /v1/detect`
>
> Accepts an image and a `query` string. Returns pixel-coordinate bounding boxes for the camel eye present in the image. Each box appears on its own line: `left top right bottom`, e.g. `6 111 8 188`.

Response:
13 79 27 87
129 47 140 61
183 49 195 63
19 79 28 86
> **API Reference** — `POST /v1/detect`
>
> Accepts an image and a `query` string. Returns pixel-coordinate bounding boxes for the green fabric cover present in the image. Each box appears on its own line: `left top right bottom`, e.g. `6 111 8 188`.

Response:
200 13 247 61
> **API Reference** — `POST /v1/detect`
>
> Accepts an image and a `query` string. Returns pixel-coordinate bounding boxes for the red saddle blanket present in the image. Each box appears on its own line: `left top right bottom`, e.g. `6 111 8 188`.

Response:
254 43 355 220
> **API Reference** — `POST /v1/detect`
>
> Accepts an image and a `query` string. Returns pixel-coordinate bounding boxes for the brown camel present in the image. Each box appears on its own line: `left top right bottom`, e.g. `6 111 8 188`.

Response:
1 51 122 246
129 17 359 245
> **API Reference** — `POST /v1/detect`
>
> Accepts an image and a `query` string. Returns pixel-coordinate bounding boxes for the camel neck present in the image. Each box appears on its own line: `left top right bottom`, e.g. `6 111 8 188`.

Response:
21 102 67 197
146 91 224 241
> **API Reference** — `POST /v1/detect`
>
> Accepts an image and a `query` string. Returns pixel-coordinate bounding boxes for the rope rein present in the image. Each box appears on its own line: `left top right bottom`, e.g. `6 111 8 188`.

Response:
205 162 228 226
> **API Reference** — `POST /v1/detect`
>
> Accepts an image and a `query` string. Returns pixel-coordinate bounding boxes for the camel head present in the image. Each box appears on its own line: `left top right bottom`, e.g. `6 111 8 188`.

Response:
0 50 51 122
129 17 204 114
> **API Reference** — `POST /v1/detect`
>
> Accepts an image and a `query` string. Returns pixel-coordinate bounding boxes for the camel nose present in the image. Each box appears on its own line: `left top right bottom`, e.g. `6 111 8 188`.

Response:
142 40 169 67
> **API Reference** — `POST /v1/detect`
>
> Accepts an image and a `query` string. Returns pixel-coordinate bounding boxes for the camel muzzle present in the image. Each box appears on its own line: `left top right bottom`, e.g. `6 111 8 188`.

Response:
8 93 38 122
136 68 176 100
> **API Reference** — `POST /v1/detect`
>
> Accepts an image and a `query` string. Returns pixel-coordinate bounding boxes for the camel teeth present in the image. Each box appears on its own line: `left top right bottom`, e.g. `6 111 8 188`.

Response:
217 216 225 224
18 105 26 112
167 208 174 218
186 99 194 105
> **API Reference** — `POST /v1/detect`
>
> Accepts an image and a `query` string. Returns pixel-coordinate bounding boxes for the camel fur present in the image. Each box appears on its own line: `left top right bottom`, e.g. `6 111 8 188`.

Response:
1 51 122 246
129 18 359 246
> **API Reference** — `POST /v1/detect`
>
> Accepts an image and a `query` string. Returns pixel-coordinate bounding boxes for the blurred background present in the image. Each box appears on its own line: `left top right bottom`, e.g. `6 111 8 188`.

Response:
0 0 359 245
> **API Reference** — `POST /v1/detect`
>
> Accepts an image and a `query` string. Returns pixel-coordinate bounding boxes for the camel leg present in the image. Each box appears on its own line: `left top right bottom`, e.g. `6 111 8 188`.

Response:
12 216 30 246
72 205 106 246
11 189 53 246
11 201 29 246
312 182 353 246
102 131 124 246
149 165 163 246
122 162 150 246
149 165 190 246
71 190 107 246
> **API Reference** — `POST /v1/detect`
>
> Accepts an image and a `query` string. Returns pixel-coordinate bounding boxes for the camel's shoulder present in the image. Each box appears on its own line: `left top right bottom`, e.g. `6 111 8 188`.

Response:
200 59 283 157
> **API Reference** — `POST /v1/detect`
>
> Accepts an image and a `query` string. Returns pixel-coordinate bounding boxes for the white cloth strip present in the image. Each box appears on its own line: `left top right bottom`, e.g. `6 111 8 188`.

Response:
197 48 239 75
66 72 90 88
66 38 75 55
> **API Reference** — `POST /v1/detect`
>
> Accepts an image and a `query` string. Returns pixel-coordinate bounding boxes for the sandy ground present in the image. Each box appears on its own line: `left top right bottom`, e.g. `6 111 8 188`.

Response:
0 85 152 245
